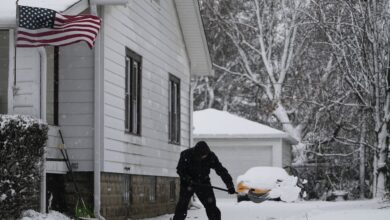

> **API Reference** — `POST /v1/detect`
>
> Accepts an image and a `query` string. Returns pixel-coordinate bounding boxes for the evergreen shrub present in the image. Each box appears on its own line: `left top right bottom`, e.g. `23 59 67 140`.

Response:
0 115 48 219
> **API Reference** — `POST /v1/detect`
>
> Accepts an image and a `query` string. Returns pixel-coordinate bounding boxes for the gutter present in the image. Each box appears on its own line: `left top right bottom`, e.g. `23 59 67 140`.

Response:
89 1 127 219
37 47 47 213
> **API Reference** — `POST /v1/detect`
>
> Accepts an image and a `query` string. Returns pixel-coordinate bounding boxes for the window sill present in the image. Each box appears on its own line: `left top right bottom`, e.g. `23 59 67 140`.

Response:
169 141 181 146
124 133 144 146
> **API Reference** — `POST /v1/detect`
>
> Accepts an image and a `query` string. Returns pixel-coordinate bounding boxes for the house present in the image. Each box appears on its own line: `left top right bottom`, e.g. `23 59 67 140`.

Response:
193 109 298 198
0 0 212 219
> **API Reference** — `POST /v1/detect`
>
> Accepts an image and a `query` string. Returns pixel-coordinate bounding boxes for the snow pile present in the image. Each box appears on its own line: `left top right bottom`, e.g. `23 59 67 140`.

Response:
193 109 285 136
142 199 390 220
237 167 301 202
288 209 390 220
20 210 71 220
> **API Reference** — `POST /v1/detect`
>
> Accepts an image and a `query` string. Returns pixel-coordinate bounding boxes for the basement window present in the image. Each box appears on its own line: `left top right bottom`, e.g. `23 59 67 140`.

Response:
122 175 131 205
169 180 176 201
0 30 9 114
146 176 157 203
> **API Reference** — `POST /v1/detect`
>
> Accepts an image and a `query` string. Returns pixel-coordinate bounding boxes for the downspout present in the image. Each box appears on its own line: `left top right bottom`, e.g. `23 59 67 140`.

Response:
37 47 47 213
189 83 194 149
7 30 15 114
89 1 128 219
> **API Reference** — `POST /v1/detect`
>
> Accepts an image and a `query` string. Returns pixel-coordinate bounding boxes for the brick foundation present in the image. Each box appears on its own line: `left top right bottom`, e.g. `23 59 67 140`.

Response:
47 173 179 219
101 173 179 219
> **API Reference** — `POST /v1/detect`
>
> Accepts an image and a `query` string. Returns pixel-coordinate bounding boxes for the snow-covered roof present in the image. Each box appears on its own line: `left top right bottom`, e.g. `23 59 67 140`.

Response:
0 0 84 28
193 109 298 144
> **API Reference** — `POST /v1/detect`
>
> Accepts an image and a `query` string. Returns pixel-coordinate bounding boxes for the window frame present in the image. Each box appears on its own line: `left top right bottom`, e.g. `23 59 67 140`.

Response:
169 180 176 201
168 74 181 145
125 48 142 136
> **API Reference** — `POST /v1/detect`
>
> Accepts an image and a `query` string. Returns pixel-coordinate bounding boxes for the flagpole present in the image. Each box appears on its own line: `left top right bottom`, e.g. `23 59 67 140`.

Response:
14 0 19 88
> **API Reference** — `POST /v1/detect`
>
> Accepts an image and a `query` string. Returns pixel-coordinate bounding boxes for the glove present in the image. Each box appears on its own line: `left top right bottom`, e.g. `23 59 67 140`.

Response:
227 187 236 194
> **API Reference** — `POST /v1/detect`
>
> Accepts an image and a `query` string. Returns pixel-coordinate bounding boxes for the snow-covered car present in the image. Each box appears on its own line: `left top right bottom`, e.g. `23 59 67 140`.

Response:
236 167 302 203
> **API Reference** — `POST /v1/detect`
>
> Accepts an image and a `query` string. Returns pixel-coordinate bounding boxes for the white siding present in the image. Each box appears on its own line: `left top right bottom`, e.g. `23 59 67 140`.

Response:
57 43 94 171
12 48 40 117
102 0 191 177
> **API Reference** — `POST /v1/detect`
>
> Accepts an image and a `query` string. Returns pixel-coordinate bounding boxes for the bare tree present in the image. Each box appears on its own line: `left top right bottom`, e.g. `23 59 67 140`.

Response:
317 0 390 198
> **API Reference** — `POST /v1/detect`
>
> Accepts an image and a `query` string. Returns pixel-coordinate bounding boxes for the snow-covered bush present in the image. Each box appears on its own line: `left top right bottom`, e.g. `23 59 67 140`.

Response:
0 115 48 219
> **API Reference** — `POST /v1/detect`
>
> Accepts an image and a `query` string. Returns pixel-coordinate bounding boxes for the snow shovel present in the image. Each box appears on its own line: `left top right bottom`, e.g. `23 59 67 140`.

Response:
58 130 94 219
192 183 270 203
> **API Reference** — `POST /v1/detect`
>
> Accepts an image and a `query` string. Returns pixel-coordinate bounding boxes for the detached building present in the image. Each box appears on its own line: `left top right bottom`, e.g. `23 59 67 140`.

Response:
193 109 298 198
0 0 212 219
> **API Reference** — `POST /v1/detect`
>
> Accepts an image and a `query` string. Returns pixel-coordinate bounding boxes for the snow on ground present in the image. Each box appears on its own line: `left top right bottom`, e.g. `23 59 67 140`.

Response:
142 199 390 220
20 210 71 220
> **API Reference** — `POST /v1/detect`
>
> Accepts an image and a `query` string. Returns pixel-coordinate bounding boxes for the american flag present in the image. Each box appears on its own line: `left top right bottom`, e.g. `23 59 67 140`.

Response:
17 5 101 48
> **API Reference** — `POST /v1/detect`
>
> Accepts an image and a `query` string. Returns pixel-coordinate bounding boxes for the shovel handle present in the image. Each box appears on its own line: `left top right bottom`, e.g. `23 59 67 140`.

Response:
192 183 238 194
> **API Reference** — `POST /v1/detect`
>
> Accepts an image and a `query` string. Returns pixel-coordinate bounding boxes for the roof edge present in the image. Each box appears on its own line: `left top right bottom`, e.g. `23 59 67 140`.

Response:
63 0 88 15
192 0 214 76
194 133 299 145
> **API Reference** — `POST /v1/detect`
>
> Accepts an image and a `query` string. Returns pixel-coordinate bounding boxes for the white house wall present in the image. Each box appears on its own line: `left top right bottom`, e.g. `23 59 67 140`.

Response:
12 48 40 117
102 0 191 177
57 43 95 171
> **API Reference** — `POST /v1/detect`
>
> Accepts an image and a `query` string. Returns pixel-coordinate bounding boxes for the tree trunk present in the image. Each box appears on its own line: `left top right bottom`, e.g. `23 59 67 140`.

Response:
273 103 305 164
359 120 366 199
375 123 388 198
205 77 215 108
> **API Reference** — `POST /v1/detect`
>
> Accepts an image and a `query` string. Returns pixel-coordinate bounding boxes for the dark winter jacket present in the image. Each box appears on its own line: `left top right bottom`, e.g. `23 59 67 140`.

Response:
176 141 234 189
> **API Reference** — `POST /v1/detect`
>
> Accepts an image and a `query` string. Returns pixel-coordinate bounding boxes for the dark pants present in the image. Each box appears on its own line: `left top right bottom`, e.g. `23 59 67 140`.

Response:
173 183 221 220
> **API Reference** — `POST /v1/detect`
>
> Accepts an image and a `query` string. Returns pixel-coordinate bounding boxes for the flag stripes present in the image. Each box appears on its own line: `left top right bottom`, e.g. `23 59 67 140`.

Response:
17 6 101 48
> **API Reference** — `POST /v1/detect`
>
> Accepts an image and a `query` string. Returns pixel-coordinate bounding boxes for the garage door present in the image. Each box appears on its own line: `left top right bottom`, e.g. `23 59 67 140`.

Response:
209 145 273 198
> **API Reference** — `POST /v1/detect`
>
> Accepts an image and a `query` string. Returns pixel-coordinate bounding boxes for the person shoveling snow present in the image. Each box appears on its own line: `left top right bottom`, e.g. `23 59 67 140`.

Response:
172 141 236 220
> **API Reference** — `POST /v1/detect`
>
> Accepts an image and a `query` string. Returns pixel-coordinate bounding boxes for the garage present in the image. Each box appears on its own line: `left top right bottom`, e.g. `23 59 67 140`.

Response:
193 109 298 198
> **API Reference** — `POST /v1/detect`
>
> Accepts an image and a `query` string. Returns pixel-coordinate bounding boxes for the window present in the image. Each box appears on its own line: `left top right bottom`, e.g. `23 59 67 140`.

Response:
46 47 59 125
146 176 157 202
169 74 180 144
125 48 142 135
0 31 9 114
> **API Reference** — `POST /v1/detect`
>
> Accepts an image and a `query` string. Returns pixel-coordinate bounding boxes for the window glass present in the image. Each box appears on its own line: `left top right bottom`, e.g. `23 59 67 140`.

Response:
125 48 142 135
169 74 180 144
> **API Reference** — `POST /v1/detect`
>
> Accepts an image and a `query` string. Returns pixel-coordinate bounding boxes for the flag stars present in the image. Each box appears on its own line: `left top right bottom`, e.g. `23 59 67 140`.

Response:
19 6 55 29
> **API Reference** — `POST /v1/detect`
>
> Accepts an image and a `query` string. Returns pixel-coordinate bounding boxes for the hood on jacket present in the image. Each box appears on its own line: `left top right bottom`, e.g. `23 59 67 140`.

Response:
193 141 211 160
